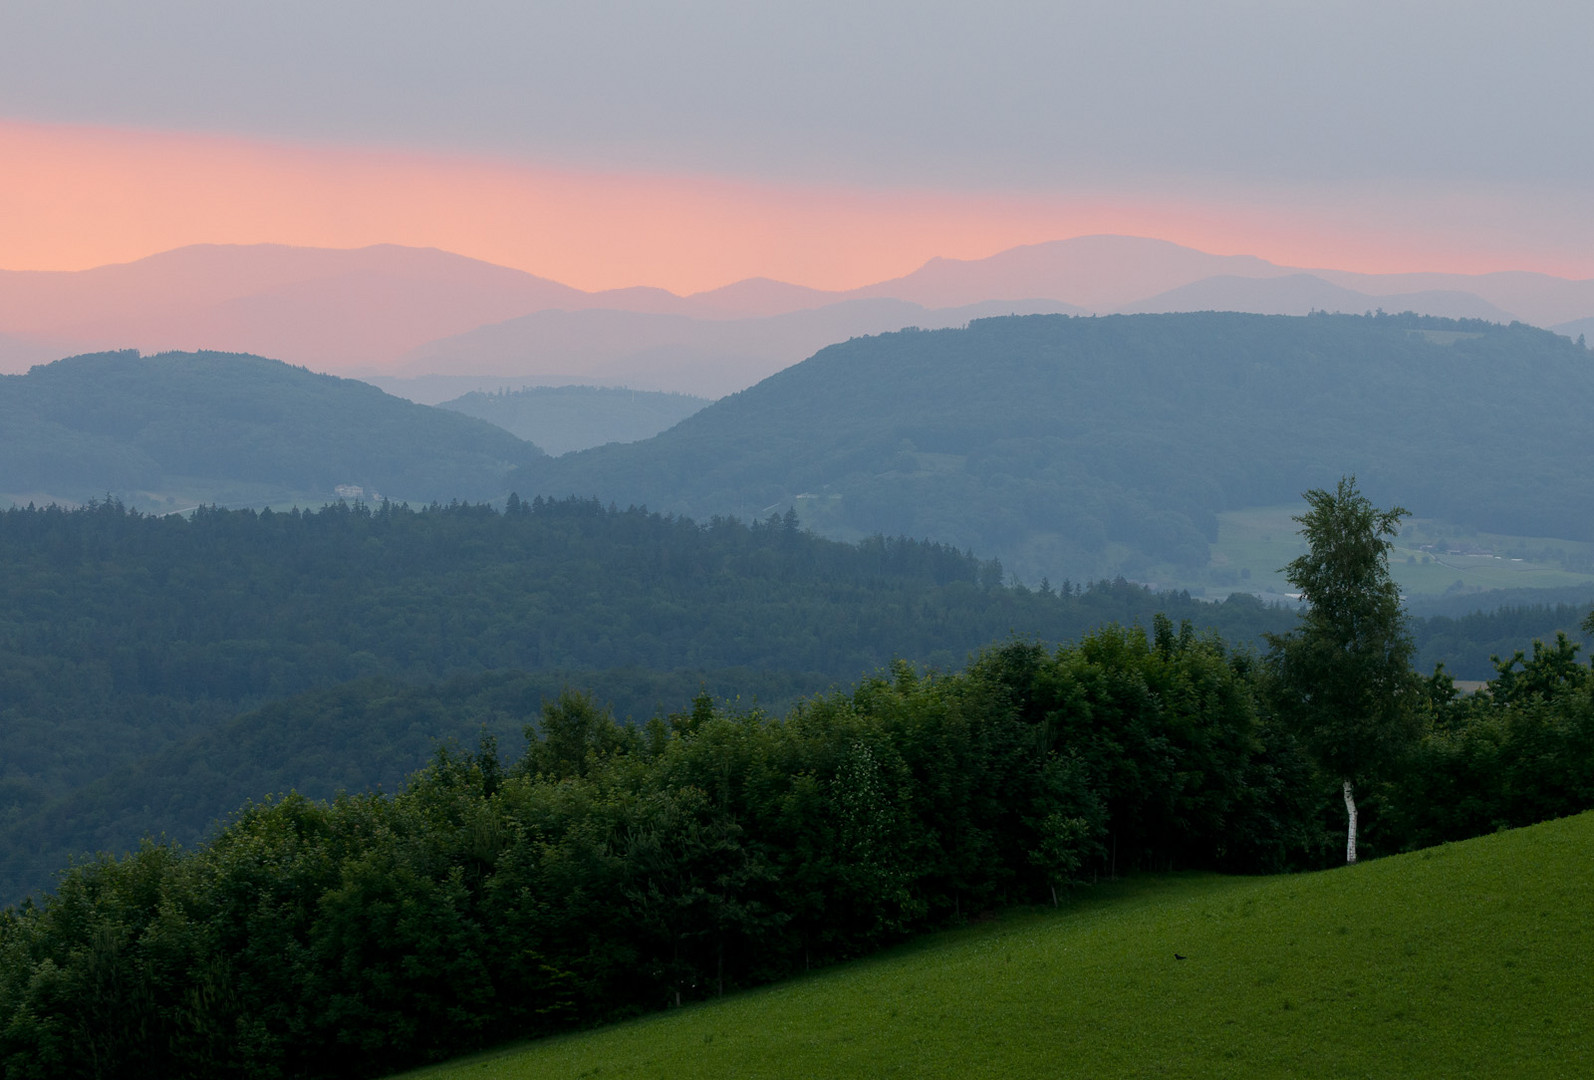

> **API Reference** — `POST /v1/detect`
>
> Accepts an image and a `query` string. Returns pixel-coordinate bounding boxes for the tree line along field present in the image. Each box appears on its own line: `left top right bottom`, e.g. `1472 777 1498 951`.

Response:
397 811 1594 1080
3 603 1592 1077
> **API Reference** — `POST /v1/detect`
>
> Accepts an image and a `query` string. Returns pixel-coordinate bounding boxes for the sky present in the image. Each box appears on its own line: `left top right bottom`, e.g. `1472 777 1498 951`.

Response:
3 1 1592 292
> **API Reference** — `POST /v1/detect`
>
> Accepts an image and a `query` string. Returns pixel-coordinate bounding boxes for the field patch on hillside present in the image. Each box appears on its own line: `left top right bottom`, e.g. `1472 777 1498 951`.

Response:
1193 504 1594 601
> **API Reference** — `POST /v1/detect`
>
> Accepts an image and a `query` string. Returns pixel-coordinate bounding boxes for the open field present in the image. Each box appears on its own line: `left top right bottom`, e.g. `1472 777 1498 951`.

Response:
1185 504 1594 601
397 812 1594 1080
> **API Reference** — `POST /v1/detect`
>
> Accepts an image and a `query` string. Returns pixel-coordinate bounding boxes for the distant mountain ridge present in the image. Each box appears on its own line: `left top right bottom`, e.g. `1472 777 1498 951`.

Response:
395 297 1084 398
846 235 1292 310
4 238 1593 395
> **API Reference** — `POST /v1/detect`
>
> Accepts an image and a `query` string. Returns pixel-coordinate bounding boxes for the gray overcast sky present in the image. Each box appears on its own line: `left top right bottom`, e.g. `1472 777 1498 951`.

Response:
2 0 1591 191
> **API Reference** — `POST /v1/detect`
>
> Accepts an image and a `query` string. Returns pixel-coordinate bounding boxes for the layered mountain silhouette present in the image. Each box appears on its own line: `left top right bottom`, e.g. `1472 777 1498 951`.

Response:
0 244 670 373
4 237 1593 395
846 236 1291 310
394 298 1084 398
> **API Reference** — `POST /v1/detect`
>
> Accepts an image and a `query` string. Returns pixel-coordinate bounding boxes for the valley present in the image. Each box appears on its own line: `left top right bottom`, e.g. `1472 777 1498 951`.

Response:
8 7 1594 1078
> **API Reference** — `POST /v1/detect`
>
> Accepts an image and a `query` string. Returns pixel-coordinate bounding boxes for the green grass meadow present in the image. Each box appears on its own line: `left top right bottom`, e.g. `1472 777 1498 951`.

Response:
399 812 1594 1080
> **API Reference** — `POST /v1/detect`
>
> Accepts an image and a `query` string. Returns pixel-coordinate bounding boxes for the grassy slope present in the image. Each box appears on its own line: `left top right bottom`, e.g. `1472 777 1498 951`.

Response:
401 812 1594 1080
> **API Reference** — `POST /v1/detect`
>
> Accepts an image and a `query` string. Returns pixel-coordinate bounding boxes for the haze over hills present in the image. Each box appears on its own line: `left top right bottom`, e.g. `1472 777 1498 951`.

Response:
0 244 667 374
845 235 1294 310
1553 314 1594 342
395 297 1084 398
1307 267 1594 330
836 237 1594 326
6 237 1594 397
1117 273 1516 322
438 385 711 455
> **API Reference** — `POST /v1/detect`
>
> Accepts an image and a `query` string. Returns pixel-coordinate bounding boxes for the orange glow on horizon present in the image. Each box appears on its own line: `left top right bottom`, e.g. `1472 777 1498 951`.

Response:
2 118 1592 292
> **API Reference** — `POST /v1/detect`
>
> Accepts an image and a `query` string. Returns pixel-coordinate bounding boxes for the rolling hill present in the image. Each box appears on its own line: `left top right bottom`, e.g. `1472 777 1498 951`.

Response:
0 349 543 508
511 311 1594 583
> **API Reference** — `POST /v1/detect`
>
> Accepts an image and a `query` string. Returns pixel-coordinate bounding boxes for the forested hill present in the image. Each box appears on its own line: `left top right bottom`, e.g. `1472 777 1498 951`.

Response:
0 350 543 507
0 497 1292 903
511 312 1594 581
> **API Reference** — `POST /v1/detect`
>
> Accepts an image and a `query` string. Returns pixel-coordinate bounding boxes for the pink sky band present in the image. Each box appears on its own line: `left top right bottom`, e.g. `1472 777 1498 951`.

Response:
3 119 1592 293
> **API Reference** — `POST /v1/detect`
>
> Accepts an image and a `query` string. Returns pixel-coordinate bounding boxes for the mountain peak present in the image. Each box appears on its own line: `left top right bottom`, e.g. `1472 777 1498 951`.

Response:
850 234 1292 311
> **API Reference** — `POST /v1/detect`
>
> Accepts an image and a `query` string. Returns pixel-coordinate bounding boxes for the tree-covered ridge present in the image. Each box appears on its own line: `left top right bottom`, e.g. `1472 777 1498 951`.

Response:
0 350 543 507
0 497 1294 903
0 495 1580 905
1412 601 1593 677
4 619 1592 1080
512 312 1594 581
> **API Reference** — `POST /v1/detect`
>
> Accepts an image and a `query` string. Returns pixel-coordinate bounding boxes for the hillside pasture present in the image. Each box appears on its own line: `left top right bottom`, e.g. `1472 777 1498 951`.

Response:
400 811 1594 1080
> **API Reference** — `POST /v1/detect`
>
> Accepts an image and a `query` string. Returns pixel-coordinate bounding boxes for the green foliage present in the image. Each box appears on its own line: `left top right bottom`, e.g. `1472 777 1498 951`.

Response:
519 691 639 781
1267 478 1423 786
0 628 1318 1079
4 610 1593 1077
1487 631 1590 706
1379 631 1594 850
1412 600 1594 680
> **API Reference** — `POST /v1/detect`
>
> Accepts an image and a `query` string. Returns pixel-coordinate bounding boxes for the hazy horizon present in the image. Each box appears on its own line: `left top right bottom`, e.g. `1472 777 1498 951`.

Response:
4 3 1594 292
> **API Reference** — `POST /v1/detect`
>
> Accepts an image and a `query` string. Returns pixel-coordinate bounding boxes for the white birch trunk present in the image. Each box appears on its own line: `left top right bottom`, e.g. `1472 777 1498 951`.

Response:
1343 779 1358 865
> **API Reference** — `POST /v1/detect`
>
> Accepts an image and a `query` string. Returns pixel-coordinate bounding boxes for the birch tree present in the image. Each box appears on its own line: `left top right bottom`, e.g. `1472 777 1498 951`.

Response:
1267 477 1423 864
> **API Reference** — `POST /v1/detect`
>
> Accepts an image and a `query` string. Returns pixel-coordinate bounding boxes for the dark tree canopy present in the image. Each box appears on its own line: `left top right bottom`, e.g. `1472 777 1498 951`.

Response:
0 496 1296 904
